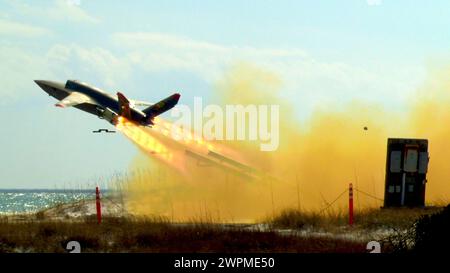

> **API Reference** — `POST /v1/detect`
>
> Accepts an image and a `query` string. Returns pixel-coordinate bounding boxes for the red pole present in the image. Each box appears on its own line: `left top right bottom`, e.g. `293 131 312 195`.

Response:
349 183 354 226
96 186 102 224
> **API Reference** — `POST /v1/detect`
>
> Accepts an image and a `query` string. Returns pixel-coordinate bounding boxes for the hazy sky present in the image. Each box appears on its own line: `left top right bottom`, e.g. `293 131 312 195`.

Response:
0 0 448 188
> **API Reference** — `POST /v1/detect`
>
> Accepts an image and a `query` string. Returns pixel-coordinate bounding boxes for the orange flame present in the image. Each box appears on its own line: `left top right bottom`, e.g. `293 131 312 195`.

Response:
115 117 182 173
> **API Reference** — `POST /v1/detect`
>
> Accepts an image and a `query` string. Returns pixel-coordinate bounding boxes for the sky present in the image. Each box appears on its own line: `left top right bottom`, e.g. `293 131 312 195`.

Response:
0 0 449 188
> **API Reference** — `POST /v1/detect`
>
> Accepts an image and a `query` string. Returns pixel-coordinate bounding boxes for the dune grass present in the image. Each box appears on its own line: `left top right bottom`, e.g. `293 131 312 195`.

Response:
269 206 444 231
1 194 445 253
0 215 366 253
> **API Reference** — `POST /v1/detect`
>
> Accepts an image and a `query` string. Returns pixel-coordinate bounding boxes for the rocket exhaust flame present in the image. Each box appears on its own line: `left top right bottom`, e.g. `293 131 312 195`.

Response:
116 117 182 173
116 116 255 178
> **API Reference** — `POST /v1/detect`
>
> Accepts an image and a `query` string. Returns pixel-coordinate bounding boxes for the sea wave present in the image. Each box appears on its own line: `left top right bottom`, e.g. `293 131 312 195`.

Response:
0 190 95 213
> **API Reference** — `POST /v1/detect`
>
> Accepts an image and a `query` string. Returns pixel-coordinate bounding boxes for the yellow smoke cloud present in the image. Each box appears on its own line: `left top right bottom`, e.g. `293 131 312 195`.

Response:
119 62 450 222
408 65 450 202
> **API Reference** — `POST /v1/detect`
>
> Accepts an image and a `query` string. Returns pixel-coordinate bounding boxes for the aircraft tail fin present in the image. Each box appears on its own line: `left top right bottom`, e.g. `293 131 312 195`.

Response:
142 93 180 120
117 92 132 119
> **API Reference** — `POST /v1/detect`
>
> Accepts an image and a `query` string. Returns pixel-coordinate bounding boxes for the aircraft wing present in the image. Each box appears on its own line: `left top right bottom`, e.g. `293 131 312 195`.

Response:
55 92 97 108
142 93 181 119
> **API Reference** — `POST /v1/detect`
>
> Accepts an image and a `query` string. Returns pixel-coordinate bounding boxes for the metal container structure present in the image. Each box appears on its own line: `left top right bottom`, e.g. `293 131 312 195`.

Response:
384 138 429 207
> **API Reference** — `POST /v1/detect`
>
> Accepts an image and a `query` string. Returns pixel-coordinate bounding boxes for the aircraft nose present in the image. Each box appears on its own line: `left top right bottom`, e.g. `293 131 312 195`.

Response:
34 80 58 96
34 80 47 89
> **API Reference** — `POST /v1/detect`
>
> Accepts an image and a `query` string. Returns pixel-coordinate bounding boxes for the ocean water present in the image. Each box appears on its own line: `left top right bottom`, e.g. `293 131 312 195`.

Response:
0 189 95 213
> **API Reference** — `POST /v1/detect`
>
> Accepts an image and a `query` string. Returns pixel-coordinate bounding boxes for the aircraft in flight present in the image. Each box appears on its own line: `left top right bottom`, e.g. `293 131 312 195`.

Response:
35 79 180 128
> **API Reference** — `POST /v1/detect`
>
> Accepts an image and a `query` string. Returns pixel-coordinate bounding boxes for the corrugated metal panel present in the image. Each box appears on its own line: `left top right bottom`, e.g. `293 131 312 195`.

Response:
390 151 402 173
404 149 418 173
418 152 429 174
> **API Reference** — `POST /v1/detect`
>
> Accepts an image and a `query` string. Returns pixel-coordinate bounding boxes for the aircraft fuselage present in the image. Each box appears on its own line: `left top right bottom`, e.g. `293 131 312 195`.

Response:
35 80 149 126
